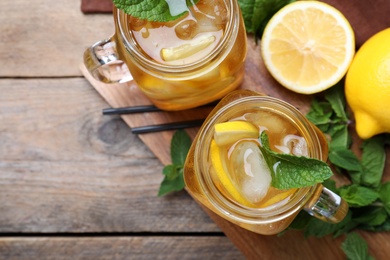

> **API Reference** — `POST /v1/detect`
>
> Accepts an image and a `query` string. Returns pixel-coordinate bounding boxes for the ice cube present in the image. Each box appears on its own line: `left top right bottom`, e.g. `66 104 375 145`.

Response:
192 0 228 27
230 141 272 204
275 134 308 156
175 19 198 40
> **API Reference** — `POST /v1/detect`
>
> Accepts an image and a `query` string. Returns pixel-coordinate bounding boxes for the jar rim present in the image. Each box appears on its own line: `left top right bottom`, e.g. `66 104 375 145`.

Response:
194 94 323 224
115 0 238 73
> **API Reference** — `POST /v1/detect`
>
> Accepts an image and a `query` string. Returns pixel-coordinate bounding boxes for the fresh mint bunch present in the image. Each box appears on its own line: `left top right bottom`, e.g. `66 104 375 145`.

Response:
288 82 389 258
158 130 191 196
259 132 333 190
238 0 295 40
113 0 199 22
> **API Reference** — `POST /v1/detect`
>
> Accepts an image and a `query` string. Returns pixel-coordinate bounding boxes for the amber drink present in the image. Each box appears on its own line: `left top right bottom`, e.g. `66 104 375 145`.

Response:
184 90 348 235
85 0 247 111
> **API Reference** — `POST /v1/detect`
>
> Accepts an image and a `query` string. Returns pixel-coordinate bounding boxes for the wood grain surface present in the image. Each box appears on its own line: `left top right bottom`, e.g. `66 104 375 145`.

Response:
1 0 390 259
0 0 243 259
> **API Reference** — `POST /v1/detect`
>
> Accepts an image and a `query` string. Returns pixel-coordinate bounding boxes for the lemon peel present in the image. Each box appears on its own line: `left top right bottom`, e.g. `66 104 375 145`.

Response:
210 140 252 206
214 121 259 146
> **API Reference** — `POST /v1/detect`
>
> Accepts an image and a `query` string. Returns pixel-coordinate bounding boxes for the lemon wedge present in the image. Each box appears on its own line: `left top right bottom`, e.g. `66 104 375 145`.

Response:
260 189 297 208
161 35 216 62
214 121 259 146
210 140 252 206
261 1 355 94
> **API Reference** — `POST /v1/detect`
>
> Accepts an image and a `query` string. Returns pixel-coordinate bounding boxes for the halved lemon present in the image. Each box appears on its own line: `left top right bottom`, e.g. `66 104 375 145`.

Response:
214 121 259 146
261 1 355 94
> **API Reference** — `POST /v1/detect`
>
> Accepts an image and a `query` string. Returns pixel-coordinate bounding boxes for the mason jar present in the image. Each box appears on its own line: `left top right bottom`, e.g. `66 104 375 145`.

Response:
84 0 247 111
184 90 348 235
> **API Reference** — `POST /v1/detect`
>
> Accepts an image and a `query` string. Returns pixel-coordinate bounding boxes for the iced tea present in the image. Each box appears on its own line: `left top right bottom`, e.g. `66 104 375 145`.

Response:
209 110 306 209
183 91 348 235
114 0 247 110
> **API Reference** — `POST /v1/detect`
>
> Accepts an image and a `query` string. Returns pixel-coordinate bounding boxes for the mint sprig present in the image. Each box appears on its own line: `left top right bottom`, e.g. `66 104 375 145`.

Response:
113 0 198 22
287 83 389 258
158 130 191 196
259 131 333 190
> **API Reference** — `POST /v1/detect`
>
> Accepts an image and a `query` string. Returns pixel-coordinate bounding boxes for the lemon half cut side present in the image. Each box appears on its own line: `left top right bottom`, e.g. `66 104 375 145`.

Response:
261 1 355 94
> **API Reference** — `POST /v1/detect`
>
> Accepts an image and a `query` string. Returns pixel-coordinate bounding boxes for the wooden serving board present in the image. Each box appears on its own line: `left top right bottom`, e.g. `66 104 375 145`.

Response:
80 1 390 257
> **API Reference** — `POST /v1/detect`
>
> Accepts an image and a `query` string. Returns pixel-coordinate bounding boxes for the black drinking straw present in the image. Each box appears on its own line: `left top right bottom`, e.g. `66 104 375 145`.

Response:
131 119 205 134
102 100 219 115
102 105 161 115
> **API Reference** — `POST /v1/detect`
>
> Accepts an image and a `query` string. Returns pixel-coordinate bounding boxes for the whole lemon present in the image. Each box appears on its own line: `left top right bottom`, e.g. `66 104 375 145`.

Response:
345 28 390 139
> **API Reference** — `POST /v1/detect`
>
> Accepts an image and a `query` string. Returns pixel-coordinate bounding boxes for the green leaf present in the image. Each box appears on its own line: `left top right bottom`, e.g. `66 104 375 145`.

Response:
287 211 312 230
339 184 379 207
113 0 198 22
379 181 390 214
360 135 386 188
324 83 348 122
329 126 350 150
259 132 333 190
352 207 388 227
237 0 256 33
306 99 333 130
303 210 352 238
158 130 192 196
171 129 192 166
341 232 373 260
158 165 185 196
328 147 362 173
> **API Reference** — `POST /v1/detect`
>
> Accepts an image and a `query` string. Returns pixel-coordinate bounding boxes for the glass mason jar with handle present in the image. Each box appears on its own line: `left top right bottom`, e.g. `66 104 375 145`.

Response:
84 0 247 111
184 90 348 235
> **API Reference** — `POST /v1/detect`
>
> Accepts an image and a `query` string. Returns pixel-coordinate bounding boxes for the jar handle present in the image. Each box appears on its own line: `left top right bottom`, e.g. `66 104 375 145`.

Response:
304 184 348 223
83 36 133 83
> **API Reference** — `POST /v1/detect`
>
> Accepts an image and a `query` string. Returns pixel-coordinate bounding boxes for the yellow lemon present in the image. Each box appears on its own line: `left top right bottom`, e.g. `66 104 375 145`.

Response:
209 140 252 206
261 1 355 94
345 28 390 139
213 121 259 146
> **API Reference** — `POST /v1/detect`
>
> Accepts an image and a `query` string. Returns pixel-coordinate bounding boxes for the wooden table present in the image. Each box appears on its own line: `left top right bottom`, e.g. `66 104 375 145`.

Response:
1 0 389 259
0 0 244 258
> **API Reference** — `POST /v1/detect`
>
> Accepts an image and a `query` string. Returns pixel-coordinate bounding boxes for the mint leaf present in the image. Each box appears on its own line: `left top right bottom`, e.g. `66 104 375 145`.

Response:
379 181 390 214
158 165 185 196
352 207 388 227
113 0 198 22
324 83 349 124
328 147 362 173
303 210 352 238
158 130 191 196
238 0 295 40
306 99 333 132
237 0 256 33
171 129 192 165
339 185 379 207
360 135 386 188
259 132 333 190
341 232 374 260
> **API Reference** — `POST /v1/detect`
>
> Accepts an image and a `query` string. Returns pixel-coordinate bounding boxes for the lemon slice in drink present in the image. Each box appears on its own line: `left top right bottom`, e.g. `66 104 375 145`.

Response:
260 188 297 208
210 140 252 206
261 1 355 94
214 121 259 146
161 35 216 62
